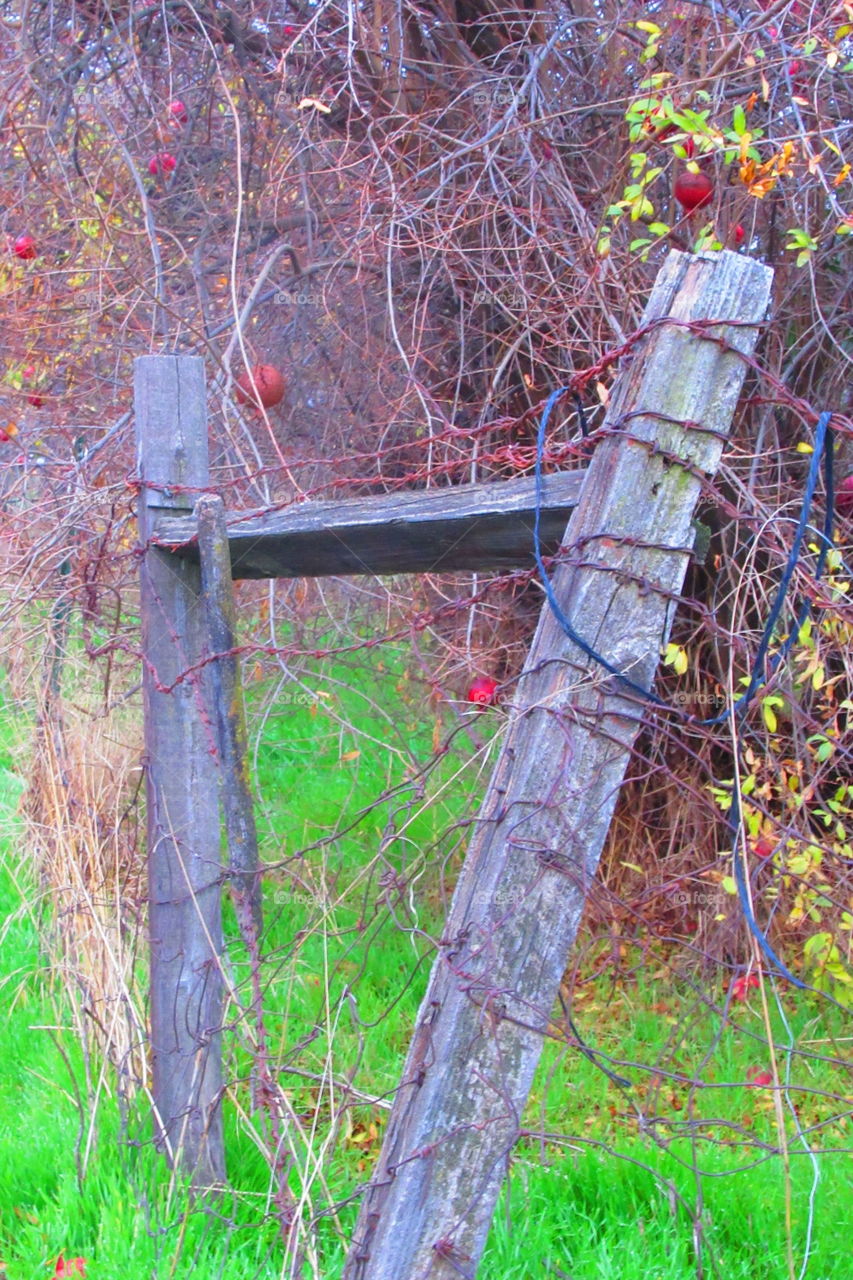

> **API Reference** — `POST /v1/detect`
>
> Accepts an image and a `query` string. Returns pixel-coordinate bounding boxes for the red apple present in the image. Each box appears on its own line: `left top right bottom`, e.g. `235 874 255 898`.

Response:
12 234 37 260
235 363 286 409
169 99 188 124
467 676 499 707
674 170 714 213
836 474 853 518
148 152 177 176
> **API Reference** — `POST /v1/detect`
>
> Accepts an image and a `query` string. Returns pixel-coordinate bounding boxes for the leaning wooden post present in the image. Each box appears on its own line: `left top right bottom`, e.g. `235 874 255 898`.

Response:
344 250 774 1280
135 355 225 1187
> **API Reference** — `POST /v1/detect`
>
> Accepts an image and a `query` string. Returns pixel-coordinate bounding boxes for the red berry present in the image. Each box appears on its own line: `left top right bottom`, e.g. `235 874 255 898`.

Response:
753 837 774 859
787 59 801 76
26 393 44 407
836 474 853 518
283 25 298 36
169 99 188 124
733 223 745 245
235 364 286 409
22 364 35 380
674 170 714 213
148 152 177 176
732 973 760 1001
467 676 499 707
12 234 37 260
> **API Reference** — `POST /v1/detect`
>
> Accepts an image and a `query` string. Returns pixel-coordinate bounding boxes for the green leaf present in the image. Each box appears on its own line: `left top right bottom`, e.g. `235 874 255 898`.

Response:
732 104 746 136
721 876 737 896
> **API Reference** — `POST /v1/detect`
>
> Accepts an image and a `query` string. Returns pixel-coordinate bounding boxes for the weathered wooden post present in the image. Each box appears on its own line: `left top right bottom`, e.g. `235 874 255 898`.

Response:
343 250 774 1279
196 493 263 935
135 355 225 1187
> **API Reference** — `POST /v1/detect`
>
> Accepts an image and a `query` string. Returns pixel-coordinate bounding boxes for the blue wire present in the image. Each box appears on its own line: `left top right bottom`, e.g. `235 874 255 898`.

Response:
532 391 835 991
533 388 672 709
700 410 834 726
728 787 806 989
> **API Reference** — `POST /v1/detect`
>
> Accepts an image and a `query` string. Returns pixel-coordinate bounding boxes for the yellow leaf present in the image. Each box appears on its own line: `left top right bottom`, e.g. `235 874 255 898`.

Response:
340 749 360 762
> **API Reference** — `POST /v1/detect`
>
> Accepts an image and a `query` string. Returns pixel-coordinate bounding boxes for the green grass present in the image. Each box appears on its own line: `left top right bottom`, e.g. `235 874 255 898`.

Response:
0 657 851 1279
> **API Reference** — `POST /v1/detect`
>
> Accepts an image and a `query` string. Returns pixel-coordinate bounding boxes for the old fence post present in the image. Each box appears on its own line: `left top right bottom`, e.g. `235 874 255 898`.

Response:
343 249 774 1279
195 493 263 936
135 354 225 1187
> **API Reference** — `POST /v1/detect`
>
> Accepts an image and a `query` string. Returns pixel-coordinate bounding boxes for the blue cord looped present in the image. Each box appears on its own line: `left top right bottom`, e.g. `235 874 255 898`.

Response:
533 388 673 709
700 409 834 726
533 390 835 991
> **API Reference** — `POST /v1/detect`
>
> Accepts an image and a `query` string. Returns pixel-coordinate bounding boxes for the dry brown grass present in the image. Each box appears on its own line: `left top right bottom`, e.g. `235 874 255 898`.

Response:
15 645 148 1097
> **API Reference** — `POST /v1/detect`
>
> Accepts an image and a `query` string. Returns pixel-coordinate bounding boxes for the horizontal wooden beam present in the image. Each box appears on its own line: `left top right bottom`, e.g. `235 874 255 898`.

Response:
153 471 586 579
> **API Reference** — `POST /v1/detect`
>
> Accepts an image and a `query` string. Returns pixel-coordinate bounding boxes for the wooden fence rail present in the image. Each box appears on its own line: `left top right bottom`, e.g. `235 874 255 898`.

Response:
157 470 585 579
